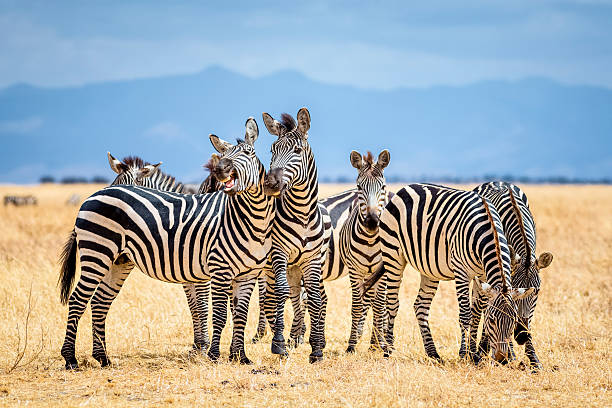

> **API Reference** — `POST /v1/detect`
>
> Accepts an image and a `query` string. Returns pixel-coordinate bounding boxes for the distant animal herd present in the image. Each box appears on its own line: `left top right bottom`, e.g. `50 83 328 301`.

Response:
10 107 556 371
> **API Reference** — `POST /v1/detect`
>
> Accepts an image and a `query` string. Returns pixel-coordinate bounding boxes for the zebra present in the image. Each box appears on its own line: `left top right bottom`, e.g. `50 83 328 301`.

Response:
250 188 358 346
344 150 391 353
4 195 37 206
470 181 553 369
58 118 275 369
362 184 535 363
102 152 215 359
260 108 327 363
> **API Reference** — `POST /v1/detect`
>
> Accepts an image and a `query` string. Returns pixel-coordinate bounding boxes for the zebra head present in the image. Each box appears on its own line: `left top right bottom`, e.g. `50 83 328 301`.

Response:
478 281 535 363
510 246 553 344
349 150 390 232
107 152 162 187
262 108 313 197
209 117 262 196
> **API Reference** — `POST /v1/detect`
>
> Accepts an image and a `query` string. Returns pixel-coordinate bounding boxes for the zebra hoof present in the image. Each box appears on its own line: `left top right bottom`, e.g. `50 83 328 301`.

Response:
309 350 323 364
271 333 286 355
207 349 220 362
94 354 111 367
64 358 79 370
346 345 356 354
229 352 253 365
287 335 304 349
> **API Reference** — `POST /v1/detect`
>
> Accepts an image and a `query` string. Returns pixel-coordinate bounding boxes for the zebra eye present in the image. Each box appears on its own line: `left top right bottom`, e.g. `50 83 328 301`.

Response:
294 146 302 154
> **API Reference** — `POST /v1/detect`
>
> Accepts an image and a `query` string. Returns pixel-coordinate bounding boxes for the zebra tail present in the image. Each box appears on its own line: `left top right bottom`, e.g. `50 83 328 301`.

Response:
58 229 78 305
361 263 385 294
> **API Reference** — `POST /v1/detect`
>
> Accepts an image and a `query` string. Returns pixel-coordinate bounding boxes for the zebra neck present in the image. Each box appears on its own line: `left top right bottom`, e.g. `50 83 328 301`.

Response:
227 167 275 237
354 211 379 244
280 158 319 225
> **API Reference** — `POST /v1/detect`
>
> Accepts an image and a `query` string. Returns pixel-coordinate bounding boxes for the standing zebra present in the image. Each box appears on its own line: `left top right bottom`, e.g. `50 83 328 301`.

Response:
251 187 358 346
92 152 215 361
470 181 553 368
344 150 391 353
260 108 327 363
59 118 275 369
363 184 535 363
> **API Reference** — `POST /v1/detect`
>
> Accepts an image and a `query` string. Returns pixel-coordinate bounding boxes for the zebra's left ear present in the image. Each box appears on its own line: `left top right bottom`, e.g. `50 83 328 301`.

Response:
210 134 233 154
137 162 162 180
297 107 311 137
377 150 390 169
476 281 498 298
244 117 259 145
510 287 535 300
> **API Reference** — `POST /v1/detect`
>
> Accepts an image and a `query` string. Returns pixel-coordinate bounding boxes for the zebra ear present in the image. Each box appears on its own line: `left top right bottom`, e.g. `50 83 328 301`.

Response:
377 150 390 169
262 113 281 137
511 287 535 300
210 134 233 154
477 281 497 298
297 107 311 136
509 246 521 272
537 252 553 270
107 152 127 174
137 162 162 180
350 151 363 170
244 117 259 145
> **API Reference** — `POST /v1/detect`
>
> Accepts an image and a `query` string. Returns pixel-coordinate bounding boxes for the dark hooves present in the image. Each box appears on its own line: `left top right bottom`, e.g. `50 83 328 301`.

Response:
229 352 253 365
271 333 287 355
207 350 220 362
346 345 356 354
94 355 111 367
64 358 79 370
309 350 323 364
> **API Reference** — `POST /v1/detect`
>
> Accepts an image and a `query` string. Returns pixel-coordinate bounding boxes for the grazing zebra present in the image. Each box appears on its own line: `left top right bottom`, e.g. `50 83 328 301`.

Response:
344 150 391 353
363 184 535 363
470 181 553 368
4 195 37 206
58 118 274 369
260 108 327 363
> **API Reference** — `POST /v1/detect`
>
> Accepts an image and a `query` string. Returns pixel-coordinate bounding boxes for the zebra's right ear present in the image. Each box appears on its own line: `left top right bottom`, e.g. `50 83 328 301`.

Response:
210 134 233 154
262 113 281 137
245 117 259 145
137 162 162 180
476 281 497 298
350 151 363 170
107 152 127 174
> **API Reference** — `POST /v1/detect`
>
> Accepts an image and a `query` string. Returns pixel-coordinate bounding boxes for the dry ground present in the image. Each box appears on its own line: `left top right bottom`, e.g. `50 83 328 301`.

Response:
0 183 610 407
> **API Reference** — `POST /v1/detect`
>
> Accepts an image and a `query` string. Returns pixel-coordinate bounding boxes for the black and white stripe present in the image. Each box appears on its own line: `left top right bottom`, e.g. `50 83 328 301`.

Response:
58 118 275 369
260 108 327 363
363 184 535 363
344 150 391 353
471 181 553 368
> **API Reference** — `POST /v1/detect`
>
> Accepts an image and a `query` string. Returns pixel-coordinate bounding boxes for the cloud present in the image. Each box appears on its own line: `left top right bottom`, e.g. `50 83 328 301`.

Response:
144 121 184 141
0 116 43 133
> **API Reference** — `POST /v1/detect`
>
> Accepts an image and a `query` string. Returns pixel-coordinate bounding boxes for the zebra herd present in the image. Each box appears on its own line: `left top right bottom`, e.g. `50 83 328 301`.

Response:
57 108 554 371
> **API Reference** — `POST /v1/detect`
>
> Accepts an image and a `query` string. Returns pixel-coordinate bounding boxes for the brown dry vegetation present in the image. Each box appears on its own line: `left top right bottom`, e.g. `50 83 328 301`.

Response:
0 183 610 407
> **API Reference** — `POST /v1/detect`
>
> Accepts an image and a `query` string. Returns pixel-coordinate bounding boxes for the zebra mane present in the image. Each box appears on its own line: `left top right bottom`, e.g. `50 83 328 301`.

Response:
507 186 532 269
121 156 147 169
280 113 297 132
363 151 374 167
481 197 509 293
203 154 220 172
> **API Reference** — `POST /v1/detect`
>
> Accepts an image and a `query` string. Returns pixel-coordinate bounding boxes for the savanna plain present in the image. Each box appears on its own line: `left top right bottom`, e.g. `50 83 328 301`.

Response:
0 183 610 407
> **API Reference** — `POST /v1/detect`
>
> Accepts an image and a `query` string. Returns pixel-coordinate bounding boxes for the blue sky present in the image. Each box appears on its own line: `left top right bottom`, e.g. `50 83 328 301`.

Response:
1 0 611 90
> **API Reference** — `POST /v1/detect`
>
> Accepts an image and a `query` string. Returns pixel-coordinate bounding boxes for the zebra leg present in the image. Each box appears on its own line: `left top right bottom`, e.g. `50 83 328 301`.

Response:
347 273 364 353
229 278 256 364
465 287 485 363
182 281 210 352
525 335 542 371
302 258 324 363
62 254 113 370
270 253 290 356
319 279 328 350
414 275 442 362
251 275 268 344
207 275 231 362
455 277 473 362
287 266 305 348
370 278 387 351
90 258 133 367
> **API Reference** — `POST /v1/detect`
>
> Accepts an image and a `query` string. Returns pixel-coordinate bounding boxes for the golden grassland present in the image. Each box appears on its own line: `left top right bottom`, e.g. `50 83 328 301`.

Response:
0 183 610 407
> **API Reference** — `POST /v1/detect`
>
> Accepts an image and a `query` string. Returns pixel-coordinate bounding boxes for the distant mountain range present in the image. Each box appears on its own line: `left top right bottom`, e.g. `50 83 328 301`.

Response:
1 66 610 184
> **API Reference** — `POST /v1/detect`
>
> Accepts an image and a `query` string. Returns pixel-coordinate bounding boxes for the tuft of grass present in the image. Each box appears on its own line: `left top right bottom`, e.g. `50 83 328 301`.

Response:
0 183 610 407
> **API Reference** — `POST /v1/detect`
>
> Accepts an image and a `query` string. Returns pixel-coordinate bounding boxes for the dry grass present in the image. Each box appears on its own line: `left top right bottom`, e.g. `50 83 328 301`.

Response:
0 183 610 407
